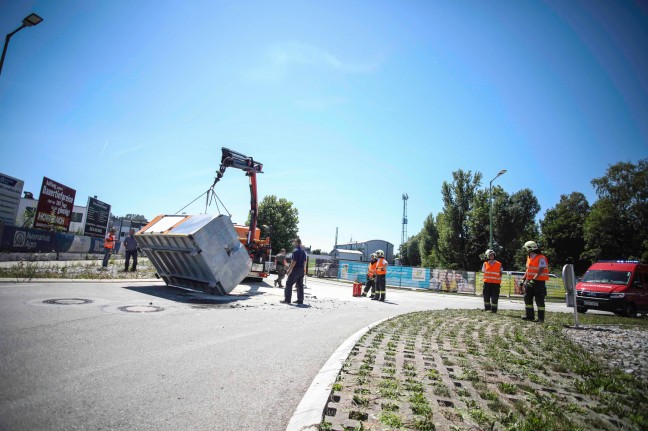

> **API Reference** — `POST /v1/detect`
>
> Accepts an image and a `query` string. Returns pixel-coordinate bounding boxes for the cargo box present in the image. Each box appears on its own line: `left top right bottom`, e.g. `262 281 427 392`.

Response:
136 214 251 294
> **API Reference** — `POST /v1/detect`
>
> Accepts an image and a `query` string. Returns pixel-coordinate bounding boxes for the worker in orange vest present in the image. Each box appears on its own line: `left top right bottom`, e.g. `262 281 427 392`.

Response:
361 253 378 298
520 240 549 322
101 228 116 269
481 249 503 313
372 250 388 302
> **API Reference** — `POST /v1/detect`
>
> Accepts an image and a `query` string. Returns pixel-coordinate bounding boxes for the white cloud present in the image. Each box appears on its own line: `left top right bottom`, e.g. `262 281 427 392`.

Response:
245 41 381 82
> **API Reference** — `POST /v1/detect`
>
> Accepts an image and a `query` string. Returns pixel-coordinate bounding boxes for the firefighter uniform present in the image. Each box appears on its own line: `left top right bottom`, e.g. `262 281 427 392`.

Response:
373 255 388 301
362 256 378 297
482 257 502 313
523 251 549 322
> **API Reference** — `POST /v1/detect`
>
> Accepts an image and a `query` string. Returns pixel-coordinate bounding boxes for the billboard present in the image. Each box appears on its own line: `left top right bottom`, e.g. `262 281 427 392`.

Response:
0 173 24 225
33 177 76 232
83 197 111 238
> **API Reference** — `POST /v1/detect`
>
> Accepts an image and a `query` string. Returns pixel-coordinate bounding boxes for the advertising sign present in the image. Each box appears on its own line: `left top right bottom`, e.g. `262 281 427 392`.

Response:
34 177 76 232
0 173 25 225
0 225 56 252
83 197 111 238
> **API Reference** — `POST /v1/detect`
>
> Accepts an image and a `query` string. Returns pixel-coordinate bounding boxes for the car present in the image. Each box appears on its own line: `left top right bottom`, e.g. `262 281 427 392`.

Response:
576 260 648 317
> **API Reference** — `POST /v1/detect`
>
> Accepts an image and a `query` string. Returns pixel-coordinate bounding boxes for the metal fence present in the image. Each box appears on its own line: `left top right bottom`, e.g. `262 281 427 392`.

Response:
332 260 566 298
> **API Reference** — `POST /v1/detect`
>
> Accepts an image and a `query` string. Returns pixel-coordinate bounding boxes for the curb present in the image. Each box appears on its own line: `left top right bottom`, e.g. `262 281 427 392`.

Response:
286 317 391 431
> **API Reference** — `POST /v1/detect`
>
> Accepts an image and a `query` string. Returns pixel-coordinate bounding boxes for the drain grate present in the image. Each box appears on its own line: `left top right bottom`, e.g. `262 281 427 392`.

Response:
43 298 93 305
118 305 164 313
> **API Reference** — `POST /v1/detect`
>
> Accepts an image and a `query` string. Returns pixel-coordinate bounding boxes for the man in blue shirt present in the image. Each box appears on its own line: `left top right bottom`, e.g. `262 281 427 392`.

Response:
281 238 307 305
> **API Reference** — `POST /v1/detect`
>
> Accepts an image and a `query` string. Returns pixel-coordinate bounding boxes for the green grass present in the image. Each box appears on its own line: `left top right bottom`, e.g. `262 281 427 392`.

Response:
325 309 648 431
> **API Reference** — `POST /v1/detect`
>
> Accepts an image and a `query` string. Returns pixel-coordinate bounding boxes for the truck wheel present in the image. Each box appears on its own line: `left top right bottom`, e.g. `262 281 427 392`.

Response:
576 306 588 313
625 303 638 318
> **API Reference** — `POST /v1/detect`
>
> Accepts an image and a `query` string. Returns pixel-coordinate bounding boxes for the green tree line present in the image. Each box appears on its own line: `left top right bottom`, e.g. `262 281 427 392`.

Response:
399 159 647 274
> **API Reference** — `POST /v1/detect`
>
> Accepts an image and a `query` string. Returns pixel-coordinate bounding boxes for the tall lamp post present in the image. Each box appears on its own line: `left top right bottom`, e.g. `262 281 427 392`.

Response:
489 169 507 250
0 13 44 77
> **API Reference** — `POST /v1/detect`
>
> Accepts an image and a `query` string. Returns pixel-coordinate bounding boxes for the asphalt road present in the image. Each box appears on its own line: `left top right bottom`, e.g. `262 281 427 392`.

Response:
0 276 573 431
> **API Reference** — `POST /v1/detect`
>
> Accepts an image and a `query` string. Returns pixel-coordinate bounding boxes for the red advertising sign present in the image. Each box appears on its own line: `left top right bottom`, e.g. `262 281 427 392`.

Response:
34 177 77 232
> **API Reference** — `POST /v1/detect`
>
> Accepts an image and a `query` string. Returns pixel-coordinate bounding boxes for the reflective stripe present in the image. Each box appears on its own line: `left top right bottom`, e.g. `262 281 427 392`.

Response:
538 307 545 310
375 258 387 275
367 261 377 276
483 260 502 283
526 254 549 281
525 305 534 309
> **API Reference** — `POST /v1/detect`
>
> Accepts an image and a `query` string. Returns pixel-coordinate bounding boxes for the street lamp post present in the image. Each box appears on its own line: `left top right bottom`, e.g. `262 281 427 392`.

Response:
0 13 44 77
489 169 507 250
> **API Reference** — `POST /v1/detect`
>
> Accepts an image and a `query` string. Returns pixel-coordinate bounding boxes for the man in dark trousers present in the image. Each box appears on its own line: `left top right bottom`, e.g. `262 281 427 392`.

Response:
280 238 307 305
101 229 116 269
123 229 138 272
521 240 549 322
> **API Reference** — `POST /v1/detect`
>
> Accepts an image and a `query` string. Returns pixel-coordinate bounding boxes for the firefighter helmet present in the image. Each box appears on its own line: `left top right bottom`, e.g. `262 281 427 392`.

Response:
370 253 376 259
485 249 495 258
523 241 539 253
375 250 385 258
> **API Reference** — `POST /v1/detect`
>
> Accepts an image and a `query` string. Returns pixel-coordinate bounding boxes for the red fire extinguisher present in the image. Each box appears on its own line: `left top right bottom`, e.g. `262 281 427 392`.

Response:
353 281 362 297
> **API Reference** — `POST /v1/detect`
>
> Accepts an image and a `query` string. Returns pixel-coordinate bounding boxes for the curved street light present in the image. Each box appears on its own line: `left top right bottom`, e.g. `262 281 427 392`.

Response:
0 13 44 77
489 169 507 250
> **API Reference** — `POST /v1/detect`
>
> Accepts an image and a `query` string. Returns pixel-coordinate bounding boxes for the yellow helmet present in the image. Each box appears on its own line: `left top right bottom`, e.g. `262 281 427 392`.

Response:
523 241 539 253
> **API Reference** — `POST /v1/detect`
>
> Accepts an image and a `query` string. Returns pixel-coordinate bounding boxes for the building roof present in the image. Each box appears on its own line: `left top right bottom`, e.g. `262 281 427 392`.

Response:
335 240 394 246
332 249 364 255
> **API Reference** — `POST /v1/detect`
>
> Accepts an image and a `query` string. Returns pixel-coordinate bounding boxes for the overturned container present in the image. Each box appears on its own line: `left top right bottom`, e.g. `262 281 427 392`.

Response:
135 214 251 295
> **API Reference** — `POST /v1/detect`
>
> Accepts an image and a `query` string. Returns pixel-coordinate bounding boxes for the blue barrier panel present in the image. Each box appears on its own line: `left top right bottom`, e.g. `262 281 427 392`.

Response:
387 266 430 289
0 225 56 253
338 260 369 282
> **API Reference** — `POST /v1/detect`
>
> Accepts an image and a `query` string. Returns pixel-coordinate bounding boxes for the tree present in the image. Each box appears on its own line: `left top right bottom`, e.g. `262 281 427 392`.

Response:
255 195 299 252
407 234 422 267
437 170 483 270
540 192 590 274
584 159 648 261
419 213 439 267
312 249 322 255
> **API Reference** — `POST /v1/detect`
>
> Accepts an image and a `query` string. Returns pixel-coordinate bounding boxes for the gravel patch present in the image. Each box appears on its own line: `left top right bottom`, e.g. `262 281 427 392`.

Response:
563 324 648 382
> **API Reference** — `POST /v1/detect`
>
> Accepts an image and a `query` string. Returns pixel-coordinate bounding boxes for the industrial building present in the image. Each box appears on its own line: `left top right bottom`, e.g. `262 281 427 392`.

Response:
332 240 394 263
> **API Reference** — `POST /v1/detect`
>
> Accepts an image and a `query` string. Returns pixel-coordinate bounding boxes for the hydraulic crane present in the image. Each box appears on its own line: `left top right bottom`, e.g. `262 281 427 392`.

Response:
210 147 271 279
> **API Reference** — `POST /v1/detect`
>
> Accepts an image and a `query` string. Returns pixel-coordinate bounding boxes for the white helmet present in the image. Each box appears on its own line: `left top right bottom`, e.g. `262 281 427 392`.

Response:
370 253 376 259
485 249 495 258
523 241 539 253
375 250 385 258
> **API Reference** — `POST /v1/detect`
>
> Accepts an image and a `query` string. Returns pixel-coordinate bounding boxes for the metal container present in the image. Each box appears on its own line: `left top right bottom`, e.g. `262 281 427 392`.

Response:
135 214 251 294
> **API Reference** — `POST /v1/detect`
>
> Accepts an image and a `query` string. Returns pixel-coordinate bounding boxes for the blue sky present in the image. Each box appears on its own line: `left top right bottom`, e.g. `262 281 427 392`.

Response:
1 0 647 251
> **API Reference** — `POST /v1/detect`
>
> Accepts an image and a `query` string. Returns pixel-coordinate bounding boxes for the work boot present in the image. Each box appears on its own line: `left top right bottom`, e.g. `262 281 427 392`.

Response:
361 292 367 297
274 280 277 287
371 296 379 301
491 306 498 314
537 309 545 322
484 303 491 311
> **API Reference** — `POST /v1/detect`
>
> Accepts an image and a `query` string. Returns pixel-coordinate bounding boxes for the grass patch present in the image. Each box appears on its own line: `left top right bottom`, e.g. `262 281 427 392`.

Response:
323 309 648 431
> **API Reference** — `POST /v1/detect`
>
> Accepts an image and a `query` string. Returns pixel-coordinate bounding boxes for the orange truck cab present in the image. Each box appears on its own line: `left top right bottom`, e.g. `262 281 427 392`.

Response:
234 224 270 280
576 261 648 317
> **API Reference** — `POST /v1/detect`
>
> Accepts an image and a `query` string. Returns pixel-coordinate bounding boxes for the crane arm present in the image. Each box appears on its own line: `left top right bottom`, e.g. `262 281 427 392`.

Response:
211 148 263 247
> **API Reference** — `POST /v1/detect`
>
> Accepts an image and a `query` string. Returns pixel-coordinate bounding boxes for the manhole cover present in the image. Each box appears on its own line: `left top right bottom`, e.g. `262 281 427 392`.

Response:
43 298 93 305
118 305 164 313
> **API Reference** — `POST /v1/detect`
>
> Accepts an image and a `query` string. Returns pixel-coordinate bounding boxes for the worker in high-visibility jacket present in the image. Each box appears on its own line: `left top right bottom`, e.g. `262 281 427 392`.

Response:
362 253 378 298
481 249 503 313
101 228 116 269
372 250 388 302
520 240 549 322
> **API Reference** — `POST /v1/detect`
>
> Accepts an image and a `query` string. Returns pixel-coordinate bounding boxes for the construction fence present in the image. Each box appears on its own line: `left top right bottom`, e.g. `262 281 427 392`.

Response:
310 259 566 299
